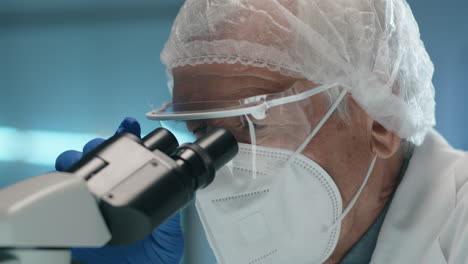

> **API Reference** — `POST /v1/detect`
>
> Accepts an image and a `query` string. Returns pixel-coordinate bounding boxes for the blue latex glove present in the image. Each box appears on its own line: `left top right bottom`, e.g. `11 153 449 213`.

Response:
55 118 185 264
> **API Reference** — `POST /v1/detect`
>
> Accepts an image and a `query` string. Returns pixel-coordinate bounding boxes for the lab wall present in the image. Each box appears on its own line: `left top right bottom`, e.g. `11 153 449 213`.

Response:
0 1 178 187
410 0 468 147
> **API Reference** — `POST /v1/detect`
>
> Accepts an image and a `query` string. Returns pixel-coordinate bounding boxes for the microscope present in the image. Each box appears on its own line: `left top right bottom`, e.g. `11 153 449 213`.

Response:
0 127 238 264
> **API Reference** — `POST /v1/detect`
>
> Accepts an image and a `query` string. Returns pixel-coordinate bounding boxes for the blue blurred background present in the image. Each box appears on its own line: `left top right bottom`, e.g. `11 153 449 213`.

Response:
0 0 467 263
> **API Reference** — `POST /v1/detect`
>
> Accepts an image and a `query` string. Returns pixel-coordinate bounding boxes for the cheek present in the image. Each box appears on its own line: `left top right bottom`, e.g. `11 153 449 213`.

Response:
303 118 356 164
301 116 372 202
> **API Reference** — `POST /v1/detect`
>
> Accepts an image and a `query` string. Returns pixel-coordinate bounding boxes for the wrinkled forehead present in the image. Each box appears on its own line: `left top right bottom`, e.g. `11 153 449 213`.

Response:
172 63 302 103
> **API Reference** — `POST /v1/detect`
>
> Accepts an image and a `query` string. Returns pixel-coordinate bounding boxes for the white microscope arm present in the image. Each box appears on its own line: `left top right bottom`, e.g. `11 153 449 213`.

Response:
0 172 111 264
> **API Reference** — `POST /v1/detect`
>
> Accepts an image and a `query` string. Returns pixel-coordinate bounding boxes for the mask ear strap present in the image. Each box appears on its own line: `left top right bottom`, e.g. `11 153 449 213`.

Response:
290 89 347 160
328 155 377 230
245 115 258 180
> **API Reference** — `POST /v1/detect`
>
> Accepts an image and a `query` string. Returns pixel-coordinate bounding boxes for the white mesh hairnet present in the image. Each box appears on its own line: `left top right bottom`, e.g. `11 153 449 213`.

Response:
161 0 436 145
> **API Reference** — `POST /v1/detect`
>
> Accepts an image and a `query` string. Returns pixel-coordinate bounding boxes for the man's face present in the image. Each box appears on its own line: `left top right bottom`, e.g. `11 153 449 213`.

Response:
172 62 380 261
173 63 323 149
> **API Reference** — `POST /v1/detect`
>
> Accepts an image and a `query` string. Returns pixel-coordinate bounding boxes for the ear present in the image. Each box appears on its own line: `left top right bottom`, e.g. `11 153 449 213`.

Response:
370 121 401 159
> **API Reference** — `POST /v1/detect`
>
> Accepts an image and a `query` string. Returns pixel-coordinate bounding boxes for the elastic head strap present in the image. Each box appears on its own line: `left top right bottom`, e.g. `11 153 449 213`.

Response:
289 89 347 161
245 115 258 180
328 155 377 230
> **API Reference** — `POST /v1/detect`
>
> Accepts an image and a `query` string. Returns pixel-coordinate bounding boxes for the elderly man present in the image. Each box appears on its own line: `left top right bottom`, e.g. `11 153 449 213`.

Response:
57 0 468 263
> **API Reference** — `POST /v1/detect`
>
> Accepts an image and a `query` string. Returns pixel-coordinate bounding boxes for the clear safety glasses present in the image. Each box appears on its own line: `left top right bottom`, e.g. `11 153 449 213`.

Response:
147 82 344 150
147 81 346 181
147 82 338 121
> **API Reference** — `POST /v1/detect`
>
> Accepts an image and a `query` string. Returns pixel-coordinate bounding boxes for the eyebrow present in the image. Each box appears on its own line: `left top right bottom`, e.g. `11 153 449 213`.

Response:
173 83 293 104
195 71 285 82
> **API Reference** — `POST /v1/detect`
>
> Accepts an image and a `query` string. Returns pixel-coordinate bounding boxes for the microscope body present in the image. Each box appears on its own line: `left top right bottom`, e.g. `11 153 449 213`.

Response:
0 172 108 264
0 128 238 264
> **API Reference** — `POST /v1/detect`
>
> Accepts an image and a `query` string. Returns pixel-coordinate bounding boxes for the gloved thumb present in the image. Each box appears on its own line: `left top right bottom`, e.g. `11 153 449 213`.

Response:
115 117 141 138
83 117 142 155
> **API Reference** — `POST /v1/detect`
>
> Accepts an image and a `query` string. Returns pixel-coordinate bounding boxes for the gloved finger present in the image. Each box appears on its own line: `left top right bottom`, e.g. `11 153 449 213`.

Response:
115 117 141 138
55 150 83 172
150 212 184 262
83 138 106 156
156 213 183 235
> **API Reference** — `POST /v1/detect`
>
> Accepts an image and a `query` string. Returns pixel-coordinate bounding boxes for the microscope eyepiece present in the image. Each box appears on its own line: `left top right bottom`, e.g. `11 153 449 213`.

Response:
193 128 239 172
142 127 179 154
81 126 239 246
171 128 238 190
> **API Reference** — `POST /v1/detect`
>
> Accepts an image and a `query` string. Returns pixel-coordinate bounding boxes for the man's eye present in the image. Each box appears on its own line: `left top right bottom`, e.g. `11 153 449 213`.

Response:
253 123 267 130
192 123 208 135
241 116 268 130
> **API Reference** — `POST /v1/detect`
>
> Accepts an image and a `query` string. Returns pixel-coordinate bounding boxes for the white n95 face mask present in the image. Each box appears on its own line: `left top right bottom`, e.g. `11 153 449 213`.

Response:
195 145 377 264
147 82 377 263
195 144 341 264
